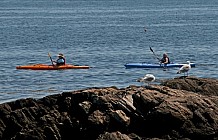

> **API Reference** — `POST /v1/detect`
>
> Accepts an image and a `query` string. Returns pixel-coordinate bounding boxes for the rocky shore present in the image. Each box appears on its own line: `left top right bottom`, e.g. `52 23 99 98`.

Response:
0 76 218 140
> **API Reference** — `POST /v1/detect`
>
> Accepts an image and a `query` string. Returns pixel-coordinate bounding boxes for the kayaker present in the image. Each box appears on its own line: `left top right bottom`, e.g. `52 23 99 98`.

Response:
53 53 66 66
160 53 170 64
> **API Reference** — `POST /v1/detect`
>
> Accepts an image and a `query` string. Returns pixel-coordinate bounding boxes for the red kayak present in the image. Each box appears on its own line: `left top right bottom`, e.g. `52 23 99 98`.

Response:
16 64 90 70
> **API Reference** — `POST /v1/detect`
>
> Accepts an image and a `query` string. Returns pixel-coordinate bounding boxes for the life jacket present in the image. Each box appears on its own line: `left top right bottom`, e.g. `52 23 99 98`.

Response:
56 57 66 65
167 57 170 64
161 57 170 64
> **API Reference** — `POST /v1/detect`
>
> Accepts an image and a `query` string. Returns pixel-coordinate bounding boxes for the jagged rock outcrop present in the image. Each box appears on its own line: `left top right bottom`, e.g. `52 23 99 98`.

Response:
0 76 218 140
161 76 218 96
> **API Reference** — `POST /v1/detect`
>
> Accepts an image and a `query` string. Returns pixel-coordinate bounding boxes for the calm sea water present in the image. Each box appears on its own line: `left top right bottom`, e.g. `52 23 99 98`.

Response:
0 0 218 104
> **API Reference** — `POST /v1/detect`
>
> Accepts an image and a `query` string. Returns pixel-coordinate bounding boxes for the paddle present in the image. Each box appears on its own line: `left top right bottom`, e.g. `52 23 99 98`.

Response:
149 47 161 61
149 47 168 70
48 53 54 65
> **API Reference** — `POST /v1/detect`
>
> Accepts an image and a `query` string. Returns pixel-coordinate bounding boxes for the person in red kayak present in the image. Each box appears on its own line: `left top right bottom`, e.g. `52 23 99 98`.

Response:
53 53 66 66
160 53 170 64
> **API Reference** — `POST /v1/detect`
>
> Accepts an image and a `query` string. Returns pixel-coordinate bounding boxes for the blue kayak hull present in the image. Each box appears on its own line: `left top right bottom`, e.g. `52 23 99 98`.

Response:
124 63 196 68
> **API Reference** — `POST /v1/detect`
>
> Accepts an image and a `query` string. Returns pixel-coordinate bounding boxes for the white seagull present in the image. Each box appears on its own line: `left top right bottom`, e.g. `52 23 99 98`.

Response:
137 74 155 86
177 61 191 76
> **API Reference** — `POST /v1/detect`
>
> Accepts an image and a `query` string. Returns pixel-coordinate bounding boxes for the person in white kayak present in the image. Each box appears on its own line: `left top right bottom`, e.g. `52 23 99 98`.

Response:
53 53 66 66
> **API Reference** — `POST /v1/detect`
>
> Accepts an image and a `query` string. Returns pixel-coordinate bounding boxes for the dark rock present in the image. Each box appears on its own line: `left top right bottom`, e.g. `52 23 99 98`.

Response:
0 77 218 140
96 131 131 140
161 76 218 96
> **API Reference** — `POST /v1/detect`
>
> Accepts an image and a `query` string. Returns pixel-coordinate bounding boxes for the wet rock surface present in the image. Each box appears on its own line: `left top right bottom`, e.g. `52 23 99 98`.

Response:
0 76 218 140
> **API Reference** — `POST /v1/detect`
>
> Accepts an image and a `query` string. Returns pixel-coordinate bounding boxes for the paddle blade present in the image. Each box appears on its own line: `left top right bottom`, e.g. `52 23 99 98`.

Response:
150 47 154 52
48 53 54 65
149 47 161 61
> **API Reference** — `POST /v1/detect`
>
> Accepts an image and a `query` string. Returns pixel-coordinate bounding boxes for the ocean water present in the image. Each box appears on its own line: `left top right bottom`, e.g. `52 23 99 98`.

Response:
0 0 218 104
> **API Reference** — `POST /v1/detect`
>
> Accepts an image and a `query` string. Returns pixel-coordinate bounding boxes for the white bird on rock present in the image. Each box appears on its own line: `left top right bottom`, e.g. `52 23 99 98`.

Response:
177 61 191 76
137 74 155 86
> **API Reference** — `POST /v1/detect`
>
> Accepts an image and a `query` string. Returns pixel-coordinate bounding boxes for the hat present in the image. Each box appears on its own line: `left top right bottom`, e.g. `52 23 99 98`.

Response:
58 53 64 57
